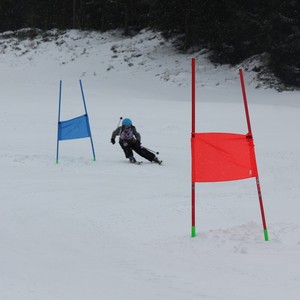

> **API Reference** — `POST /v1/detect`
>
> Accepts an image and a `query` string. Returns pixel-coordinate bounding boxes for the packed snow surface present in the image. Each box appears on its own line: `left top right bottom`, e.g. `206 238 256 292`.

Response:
0 29 300 299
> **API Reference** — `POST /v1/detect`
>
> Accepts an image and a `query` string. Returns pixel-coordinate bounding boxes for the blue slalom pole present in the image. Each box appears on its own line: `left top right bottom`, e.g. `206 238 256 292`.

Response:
79 80 96 161
56 80 62 164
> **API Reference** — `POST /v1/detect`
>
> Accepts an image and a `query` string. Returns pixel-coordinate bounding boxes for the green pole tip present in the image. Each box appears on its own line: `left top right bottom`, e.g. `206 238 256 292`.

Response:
264 229 269 241
56 160 59 164
191 226 196 237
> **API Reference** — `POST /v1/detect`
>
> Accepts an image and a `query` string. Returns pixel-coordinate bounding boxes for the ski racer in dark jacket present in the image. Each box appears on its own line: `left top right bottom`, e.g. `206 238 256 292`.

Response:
111 118 162 164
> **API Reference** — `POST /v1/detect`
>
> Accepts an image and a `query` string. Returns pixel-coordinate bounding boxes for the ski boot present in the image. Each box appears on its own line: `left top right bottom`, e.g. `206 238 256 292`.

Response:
153 156 162 165
129 156 136 163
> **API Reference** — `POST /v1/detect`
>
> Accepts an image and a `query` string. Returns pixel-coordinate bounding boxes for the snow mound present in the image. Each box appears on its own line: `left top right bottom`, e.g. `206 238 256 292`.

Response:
0 28 279 89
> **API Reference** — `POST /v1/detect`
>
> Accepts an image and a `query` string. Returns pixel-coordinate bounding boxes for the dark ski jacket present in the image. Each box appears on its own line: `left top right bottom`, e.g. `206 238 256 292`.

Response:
111 125 141 144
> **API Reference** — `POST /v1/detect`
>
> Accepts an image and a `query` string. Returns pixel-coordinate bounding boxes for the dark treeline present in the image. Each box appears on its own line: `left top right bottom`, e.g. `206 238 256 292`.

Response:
0 0 299 87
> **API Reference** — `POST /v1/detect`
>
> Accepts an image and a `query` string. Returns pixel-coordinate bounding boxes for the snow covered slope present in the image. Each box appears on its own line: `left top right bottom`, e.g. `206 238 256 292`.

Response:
0 29 300 300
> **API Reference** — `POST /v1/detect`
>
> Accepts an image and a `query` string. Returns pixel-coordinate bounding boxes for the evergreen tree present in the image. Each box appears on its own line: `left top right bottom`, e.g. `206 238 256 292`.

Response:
269 0 300 86
0 0 26 31
0 0 299 87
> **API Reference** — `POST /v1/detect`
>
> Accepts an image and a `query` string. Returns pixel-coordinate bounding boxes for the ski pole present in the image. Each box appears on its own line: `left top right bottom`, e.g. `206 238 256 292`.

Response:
117 117 123 128
142 146 159 155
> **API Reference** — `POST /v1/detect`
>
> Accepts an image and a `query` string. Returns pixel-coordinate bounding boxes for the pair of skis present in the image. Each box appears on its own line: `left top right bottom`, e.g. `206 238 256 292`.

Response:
130 160 162 165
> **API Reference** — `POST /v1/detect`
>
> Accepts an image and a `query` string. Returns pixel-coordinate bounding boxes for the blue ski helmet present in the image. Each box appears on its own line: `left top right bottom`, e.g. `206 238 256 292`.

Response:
122 118 132 126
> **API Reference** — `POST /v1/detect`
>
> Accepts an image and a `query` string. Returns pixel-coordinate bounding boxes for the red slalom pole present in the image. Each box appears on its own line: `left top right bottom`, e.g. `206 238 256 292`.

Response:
191 58 196 237
192 58 196 134
239 69 252 135
239 68 269 241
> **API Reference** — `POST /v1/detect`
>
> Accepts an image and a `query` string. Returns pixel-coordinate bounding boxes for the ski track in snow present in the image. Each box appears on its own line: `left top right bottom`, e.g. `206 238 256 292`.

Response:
0 28 300 300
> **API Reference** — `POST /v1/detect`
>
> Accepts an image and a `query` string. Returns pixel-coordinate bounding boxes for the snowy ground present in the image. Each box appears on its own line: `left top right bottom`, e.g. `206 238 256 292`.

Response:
0 29 300 299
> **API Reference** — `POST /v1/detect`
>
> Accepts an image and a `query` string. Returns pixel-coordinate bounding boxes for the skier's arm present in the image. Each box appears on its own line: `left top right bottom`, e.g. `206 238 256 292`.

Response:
111 127 121 139
132 127 141 142
111 127 121 144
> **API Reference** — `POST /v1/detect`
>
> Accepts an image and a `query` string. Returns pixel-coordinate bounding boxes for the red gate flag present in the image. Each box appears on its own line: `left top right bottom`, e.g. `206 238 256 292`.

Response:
192 132 258 182
190 58 268 241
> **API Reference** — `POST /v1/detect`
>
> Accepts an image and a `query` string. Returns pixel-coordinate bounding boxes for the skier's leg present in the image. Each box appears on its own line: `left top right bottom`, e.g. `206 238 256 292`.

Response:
119 140 133 158
132 143 155 162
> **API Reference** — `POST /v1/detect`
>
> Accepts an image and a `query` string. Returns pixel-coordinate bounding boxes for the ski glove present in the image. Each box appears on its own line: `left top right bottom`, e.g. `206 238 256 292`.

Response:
135 140 141 146
111 138 115 145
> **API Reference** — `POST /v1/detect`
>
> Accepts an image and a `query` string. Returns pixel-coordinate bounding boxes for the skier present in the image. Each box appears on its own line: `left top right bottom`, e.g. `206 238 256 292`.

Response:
111 118 162 164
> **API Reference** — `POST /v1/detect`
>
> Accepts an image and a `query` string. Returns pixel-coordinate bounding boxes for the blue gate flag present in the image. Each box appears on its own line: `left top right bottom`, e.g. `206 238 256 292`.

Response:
56 80 96 163
58 114 90 141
